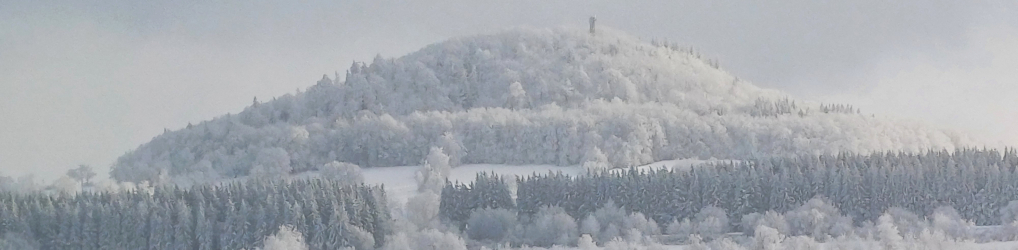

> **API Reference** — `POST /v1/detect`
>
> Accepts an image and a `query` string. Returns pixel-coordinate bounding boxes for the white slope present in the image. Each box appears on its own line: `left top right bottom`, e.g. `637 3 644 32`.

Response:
111 27 975 185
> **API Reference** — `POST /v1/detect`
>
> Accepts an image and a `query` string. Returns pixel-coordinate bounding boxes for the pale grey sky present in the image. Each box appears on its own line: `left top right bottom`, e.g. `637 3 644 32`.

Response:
2 1 1017 180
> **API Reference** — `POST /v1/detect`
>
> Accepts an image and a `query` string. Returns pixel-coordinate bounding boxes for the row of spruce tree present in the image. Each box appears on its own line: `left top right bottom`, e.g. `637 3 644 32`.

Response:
6 147 1018 249
0 179 390 250
442 148 1018 230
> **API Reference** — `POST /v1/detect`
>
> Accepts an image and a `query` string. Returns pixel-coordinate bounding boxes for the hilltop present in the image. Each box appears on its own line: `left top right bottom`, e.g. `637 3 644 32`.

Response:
110 27 971 184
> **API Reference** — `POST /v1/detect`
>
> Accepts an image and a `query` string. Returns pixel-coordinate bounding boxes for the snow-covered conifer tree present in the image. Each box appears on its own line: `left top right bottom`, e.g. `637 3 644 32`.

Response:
257 225 308 250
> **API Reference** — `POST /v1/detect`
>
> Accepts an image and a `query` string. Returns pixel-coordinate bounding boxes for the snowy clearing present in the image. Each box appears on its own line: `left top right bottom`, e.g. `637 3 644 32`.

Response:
362 158 718 203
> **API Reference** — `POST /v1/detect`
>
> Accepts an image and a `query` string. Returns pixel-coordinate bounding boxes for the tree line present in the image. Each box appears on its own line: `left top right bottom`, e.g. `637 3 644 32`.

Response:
0 178 390 250
443 148 1018 231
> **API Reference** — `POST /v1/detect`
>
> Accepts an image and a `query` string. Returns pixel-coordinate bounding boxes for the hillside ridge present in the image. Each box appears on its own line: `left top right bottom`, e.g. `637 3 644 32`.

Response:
110 27 971 184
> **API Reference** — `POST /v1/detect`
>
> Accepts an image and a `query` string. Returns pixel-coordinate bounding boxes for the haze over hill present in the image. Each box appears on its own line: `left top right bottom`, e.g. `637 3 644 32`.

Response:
110 27 973 184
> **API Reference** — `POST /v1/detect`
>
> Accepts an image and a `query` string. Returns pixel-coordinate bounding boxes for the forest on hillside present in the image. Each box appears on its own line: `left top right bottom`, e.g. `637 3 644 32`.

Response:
109 29 969 186
0 179 389 250
7 148 1018 249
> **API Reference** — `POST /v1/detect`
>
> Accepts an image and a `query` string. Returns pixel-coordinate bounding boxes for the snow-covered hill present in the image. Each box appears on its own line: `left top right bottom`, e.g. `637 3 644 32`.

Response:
110 27 973 184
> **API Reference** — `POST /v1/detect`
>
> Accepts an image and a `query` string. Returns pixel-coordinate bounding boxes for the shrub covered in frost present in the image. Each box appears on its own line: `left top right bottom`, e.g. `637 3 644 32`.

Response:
884 207 926 238
877 214 905 250
665 218 694 237
523 206 579 247
412 229 468 250
258 226 309 250
785 197 853 239
709 237 746 250
741 211 790 236
1000 200 1018 225
752 225 785 250
586 201 628 243
782 235 820 250
319 161 364 185
623 212 661 240
693 205 730 240
466 208 517 243
405 191 442 230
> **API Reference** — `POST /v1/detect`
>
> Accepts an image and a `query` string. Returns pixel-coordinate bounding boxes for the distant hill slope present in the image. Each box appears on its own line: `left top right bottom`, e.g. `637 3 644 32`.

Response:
111 27 971 184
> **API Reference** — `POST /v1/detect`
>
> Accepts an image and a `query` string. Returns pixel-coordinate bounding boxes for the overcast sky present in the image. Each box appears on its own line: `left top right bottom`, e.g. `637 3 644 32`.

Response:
2 1 1017 180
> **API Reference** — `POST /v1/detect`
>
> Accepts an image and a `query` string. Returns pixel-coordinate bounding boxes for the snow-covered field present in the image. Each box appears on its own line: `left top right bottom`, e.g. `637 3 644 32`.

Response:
363 158 715 202
364 164 579 202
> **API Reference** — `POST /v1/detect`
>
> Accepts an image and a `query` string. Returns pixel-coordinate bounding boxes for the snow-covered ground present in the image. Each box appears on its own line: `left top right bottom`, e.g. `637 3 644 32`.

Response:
364 164 581 202
363 158 719 203
609 158 721 174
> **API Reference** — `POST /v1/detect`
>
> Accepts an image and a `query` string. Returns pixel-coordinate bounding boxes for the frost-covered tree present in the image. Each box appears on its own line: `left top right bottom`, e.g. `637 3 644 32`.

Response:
416 147 450 193
379 232 412 250
710 237 746 250
742 211 790 236
346 226 375 250
884 207 926 238
405 191 441 230
48 175 79 194
752 225 784 250
581 146 611 172
623 212 661 237
251 147 292 179
0 233 39 250
877 214 905 250
66 164 96 186
320 161 364 185
694 205 730 240
466 208 517 243
782 235 820 250
666 218 694 238
587 201 627 244
110 27 972 186
436 133 465 167
577 234 597 250
580 215 601 240
412 229 467 250
930 206 972 240
1000 200 1018 225
0 178 390 250
524 206 579 247
0 174 15 192
514 148 1018 228
257 225 308 250
506 81 529 109
785 197 852 239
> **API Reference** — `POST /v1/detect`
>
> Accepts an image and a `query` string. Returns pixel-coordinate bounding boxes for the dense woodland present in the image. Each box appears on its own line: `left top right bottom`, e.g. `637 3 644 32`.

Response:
7 148 1018 249
109 28 969 186
0 179 390 250
443 148 1018 231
